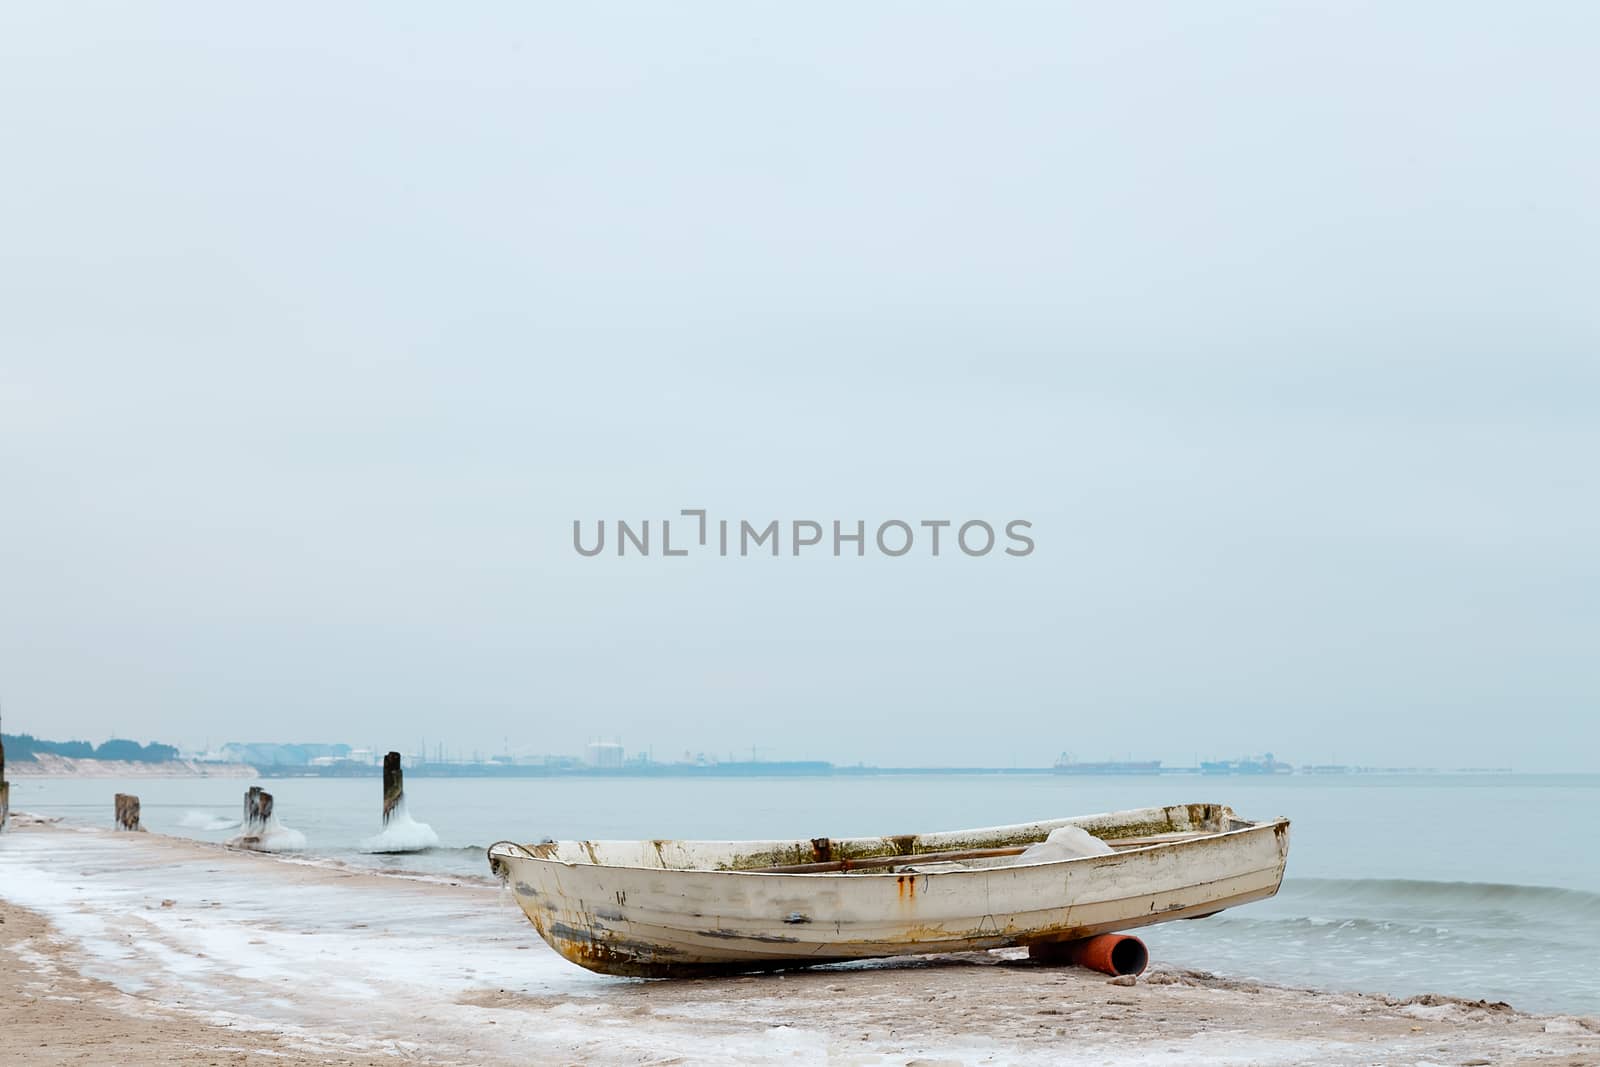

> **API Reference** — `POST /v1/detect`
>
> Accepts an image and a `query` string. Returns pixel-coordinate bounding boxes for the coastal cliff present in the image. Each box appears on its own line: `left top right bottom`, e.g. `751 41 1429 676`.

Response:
6 754 256 778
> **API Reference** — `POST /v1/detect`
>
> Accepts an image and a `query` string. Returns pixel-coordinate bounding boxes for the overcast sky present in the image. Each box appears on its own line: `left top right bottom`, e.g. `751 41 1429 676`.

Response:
2 3 1595 770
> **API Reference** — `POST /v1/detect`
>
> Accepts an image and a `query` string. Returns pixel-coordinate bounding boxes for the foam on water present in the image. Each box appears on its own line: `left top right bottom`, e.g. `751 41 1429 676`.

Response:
178 810 240 831
360 801 439 853
257 819 308 851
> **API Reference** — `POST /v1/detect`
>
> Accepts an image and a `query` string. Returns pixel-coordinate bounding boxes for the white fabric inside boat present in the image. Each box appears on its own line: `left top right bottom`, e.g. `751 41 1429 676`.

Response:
1013 824 1115 864
900 826 1116 872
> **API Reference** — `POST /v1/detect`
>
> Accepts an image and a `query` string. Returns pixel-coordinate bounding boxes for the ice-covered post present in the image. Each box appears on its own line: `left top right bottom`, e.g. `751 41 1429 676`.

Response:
382 751 403 826
0 730 9 832
114 793 142 832
243 786 274 835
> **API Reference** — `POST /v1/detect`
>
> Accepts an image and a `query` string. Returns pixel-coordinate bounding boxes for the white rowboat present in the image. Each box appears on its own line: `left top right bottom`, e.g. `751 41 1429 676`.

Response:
488 802 1290 978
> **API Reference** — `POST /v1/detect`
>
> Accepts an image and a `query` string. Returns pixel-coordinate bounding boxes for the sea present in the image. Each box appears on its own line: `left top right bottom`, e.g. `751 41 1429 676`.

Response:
9 772 1598 1016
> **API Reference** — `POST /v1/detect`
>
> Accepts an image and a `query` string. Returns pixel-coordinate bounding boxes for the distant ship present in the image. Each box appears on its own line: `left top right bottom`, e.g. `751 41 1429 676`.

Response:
1053 754 1162 775
1200 753 1293 775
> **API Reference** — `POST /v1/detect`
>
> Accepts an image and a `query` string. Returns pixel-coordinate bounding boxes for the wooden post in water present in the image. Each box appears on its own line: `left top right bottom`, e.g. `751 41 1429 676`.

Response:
227 786 279 850
382 751 403 826
243 786 274 835
114 793 142 832
0 729 9 832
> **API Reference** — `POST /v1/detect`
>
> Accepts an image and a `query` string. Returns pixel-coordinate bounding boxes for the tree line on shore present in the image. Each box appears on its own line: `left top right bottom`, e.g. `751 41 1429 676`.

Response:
1 733 179 763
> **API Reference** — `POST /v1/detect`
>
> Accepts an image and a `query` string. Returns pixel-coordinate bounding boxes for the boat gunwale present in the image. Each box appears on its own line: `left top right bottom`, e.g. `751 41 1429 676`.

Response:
488 814 1289 880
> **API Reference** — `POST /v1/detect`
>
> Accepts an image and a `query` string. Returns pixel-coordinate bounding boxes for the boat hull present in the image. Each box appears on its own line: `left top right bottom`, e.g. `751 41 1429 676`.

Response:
489 804 1290 978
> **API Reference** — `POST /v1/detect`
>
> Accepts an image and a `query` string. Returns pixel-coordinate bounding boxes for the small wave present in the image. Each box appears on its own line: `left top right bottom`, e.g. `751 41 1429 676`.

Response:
364 843 491 856
357 864 499 886
1285 878 1600 917
178 811 240 831
1212 914 1459 939
257 824 307 851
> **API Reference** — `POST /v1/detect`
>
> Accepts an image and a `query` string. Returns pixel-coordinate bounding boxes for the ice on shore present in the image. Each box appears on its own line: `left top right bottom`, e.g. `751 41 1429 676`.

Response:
361 803 439 853
0 823 605 1053
225 815 306 852
178 810 240 831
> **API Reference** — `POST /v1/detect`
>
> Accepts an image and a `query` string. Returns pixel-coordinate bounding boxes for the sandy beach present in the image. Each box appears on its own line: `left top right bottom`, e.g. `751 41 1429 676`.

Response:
1 816 1595 1065
0 899 396 1067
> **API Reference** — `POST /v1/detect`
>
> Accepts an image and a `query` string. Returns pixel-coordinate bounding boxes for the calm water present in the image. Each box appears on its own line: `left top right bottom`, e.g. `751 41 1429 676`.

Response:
11 773 1599 1015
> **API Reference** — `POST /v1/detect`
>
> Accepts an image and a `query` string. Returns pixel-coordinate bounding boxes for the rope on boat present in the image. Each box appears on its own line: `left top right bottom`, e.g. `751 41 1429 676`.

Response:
486 840 537 876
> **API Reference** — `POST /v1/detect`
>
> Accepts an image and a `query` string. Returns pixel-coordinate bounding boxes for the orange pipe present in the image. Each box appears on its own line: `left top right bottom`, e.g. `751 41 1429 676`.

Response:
1029 933 1149 976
